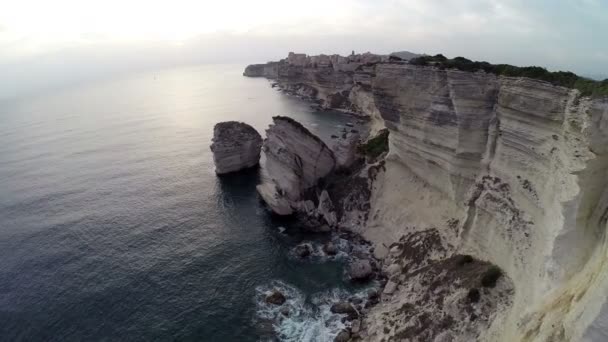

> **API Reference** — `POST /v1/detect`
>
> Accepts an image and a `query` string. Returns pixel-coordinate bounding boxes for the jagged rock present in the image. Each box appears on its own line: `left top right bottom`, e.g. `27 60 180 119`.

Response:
298 215 331 233
297 200 316 215
383 280 397 295
257 116 336 215
323 241 338 255
210 121 262 174
317 190 338 227
331 131 360 169
265 289 286 305
348 259 373 281
280 307 290 316
334 330 351 342
294 243 313 258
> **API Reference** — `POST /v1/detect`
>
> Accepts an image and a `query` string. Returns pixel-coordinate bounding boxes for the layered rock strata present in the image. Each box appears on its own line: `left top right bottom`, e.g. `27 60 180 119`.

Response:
210 121 262 174
245 52 608 341
256 116 336 215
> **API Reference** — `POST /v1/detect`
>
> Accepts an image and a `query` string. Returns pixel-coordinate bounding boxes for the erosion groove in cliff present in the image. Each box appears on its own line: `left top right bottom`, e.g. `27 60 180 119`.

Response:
245 52 608 341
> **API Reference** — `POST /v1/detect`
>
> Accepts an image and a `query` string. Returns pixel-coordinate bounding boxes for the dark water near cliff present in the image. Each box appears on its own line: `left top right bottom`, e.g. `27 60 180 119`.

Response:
0 65 366 341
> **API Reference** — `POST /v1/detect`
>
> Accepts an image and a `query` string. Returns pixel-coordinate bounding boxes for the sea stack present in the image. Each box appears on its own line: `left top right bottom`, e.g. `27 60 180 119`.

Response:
257 116 336 215
210 121 263 174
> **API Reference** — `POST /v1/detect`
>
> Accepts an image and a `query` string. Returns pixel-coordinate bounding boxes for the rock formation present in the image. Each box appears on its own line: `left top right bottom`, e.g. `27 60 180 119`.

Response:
210 121 262 174
256 116 336 215
245 52 608 341
242 62 280 78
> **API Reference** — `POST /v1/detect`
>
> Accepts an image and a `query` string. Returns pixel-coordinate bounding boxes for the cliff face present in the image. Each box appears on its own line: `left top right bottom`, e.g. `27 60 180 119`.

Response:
210 121 262 174
256 116 336 216
245 53 608 341
367 65 608 341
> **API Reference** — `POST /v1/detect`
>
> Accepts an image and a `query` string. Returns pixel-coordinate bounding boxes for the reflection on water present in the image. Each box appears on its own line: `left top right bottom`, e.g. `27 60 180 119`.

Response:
0 64 360 341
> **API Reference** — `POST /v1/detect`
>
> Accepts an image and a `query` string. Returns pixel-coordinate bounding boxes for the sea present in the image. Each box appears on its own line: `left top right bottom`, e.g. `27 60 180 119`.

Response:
0 64 371 341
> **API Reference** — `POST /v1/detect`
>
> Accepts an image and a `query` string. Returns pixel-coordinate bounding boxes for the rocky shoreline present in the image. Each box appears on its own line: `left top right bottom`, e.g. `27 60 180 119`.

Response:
241 51 608 341
211 107 388 341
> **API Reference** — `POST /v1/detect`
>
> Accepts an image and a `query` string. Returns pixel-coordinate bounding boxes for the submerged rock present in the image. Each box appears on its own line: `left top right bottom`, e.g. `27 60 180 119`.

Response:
294 243 313 258
348 259 373 281
210 121 262 174
265 289 286 305
323 241 338 255
255 319 276 338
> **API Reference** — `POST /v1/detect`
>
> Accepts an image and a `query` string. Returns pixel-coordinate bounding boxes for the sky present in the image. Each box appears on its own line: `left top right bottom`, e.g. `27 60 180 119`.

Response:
0 0 606 99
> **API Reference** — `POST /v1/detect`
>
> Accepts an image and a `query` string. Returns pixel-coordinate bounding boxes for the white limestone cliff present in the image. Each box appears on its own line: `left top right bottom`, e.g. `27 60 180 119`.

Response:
256 116 336 215
210 121 262 174
245 53 608 341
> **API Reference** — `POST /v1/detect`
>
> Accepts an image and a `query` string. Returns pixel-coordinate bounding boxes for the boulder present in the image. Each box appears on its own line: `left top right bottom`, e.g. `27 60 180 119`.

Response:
348 259 373 281
210 121 262 174
383 280 398 295
330 301 357 315
334 329 351 342
265 289 286 305
385 263 401 276
323 241 338 255
294 243 313 258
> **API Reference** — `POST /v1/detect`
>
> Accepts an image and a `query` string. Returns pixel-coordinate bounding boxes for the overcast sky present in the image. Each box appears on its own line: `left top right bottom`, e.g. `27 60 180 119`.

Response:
1 0 606 99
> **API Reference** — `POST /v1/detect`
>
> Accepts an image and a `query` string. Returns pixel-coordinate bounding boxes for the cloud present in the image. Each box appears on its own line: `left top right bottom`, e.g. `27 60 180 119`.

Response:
0 0 606 99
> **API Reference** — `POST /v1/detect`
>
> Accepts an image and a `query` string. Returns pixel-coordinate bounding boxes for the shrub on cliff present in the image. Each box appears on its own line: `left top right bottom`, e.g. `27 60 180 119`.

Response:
409 55 608 97
480 266 502 288
358 129 389 159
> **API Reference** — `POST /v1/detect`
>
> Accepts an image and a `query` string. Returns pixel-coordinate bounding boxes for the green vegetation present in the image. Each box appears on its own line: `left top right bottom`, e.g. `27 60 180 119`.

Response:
480 266 502 288
358 129 389 159
409 54 608 97
467 288 481 303
457 254 474 266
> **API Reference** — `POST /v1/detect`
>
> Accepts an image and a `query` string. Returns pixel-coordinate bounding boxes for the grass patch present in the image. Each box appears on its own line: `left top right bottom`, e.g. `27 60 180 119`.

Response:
409 54 608 98
358 129 389 159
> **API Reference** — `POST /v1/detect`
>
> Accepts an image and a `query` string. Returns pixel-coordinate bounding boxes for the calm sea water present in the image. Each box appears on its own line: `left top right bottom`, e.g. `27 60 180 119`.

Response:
0 64 366 341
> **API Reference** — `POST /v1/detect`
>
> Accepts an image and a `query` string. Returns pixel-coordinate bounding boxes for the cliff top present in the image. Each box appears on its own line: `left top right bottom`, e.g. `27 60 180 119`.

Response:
409 54 608 97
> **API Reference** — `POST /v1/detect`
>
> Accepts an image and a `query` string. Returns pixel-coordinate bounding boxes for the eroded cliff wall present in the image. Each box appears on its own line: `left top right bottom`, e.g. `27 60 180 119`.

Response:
245 53 608 341
366 64 608 341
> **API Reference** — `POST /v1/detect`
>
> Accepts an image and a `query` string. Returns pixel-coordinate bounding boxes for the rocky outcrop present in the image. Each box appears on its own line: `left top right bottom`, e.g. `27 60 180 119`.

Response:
243 62 280 78
331 129 361 169
246 52 608 341
265 289 286 305
210 121 262 174
256 116 336 215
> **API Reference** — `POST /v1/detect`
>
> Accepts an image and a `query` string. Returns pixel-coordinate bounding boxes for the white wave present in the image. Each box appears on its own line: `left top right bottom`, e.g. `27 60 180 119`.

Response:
254 281 370 342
